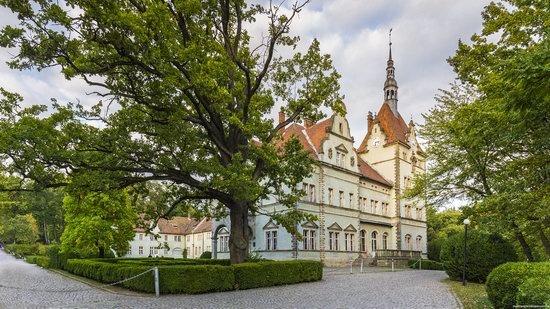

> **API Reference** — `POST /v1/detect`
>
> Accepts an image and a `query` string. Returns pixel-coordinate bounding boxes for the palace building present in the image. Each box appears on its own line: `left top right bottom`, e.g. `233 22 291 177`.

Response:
212 43 427 266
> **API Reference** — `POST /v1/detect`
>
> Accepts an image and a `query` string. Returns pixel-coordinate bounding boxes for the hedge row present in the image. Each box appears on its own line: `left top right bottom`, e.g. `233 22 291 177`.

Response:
26 256 52 268
408 259 444 270
64 259 323 294
486 262 550 309
88 257 231 267
4 244 55 257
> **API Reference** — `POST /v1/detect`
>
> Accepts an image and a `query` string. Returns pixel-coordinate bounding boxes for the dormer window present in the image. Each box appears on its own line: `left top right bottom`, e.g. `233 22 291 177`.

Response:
336 152 346 168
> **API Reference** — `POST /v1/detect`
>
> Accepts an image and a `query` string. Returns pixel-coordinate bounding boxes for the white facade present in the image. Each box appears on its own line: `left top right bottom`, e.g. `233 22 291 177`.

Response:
212 46 427 266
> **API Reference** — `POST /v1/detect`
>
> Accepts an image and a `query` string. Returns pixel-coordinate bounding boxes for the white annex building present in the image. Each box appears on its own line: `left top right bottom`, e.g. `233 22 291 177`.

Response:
126 217 212 259
213 44 428 266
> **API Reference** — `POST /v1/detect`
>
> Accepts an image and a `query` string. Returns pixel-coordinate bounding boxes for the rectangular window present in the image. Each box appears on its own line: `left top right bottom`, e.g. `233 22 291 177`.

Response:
150 235 154 241
149 246 154 256
374 201 379 214
139 234 143 240
350 234 354 251
266 231 277 251
302 183 309 200
370 200 375 213
174 235 177 241
328 188 334 205
164 235 168 241
329 232 334 250
345 233 349 251
139 246 143 255
309 230 315 250
309 184 315 202
303 230 309 250
349 193 354 208
416 208 422 220
339 191 344 207
334 232 339 251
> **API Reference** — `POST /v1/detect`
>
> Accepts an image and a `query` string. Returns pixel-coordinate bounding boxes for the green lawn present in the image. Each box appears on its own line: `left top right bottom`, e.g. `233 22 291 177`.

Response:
444 278 493 309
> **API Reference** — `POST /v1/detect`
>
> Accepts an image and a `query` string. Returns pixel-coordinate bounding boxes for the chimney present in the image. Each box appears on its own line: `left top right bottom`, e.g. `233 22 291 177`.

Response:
278 111 285 125
304 119 314 128
368 111 374 133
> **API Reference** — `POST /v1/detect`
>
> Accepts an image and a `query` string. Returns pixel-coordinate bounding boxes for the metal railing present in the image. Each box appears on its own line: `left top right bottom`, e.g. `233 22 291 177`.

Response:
375 249 422 259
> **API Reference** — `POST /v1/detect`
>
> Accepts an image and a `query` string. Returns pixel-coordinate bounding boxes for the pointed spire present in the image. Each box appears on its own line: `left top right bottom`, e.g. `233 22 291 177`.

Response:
383 28 398 116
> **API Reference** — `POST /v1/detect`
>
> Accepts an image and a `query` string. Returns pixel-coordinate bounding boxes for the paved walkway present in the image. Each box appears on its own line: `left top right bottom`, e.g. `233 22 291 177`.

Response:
0 250 460 309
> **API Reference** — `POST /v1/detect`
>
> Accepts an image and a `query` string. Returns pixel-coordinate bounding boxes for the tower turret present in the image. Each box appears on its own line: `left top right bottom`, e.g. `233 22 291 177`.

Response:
384 29 399 116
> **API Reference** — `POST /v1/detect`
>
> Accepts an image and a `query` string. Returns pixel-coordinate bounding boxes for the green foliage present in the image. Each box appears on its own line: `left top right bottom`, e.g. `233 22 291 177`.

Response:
0 0 342 263
233 260 322 290
516 276 550 308
4 243 39 256
199 251 211 259
486 262 550 309
408 259 444 270
60 190 136 257
26 255 51 268
1 213 39 244
46 244 79 270
427 238 445 262
64 258 321 294
92 257 230 266
440 230 516 283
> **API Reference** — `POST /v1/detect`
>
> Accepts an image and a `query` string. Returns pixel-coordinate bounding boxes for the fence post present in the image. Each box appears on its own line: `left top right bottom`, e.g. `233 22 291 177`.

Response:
360 259 363 273
391 259 394 272
419 259 422 270
154 267 160 297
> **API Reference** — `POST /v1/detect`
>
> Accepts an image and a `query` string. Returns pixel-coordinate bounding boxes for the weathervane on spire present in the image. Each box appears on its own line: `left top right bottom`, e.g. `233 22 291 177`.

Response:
388 28 393 61
389 28 393 46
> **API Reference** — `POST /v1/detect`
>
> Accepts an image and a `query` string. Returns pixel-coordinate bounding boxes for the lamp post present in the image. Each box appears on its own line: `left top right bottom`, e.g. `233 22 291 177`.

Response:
463 218 471 286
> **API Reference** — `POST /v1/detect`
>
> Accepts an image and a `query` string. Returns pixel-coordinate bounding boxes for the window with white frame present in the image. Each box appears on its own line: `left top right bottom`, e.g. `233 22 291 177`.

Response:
345 233 354 251
405 234 412 250
149 234 154 241
139 234 143 240
416 208 422 220
303 229 316 250
370 200 375 213
302 183 308 200
374 201 379 214
266 230 277 250
328 231 340 251
339 191 344 207
382 202 389 216
349 193 354 208
328 188 334 205
309 184 316 202
218 228 229 252
371 231 378 252
127 248 132 255
360 230 367 252
164 235 168 241
382 233 388 249
138 246 143 255
416 235 422 250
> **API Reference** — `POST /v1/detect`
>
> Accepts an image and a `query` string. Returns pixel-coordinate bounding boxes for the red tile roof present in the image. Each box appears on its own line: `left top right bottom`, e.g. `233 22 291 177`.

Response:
135 216 207 235
192 218 212 233
357 157 392 186
358 103 410 152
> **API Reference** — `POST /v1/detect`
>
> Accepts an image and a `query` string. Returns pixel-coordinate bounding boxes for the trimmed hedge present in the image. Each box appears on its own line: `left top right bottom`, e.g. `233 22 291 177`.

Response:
440 230 516 283
4 244 39 257
199 251 212 259
516 276 550 307
89 257 231 266
486 262 550 309
64 258 323 294
408 259 444 270
26 255 52 268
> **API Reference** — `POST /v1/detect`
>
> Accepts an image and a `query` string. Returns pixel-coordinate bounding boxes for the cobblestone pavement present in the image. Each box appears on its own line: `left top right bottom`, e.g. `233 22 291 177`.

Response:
0 250 460 309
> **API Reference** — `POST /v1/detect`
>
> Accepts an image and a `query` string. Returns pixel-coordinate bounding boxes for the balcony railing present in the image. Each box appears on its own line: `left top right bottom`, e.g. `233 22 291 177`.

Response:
376 249 422 259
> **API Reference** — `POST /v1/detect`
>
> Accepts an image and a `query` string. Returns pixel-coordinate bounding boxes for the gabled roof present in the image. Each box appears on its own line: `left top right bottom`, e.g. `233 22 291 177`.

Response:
357 157 392 186
305 117 334 152
192 218 212 234
358 103 410 153
280 123 318 159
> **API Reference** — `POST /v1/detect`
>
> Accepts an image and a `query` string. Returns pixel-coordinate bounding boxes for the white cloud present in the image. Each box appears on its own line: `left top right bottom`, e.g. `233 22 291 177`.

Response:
0 1 491 146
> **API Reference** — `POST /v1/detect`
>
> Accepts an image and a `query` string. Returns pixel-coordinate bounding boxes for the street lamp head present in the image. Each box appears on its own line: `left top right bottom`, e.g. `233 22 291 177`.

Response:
464 218 471 225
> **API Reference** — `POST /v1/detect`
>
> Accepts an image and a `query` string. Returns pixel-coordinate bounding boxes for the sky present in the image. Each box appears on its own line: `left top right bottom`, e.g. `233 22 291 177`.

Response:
0 0 492 147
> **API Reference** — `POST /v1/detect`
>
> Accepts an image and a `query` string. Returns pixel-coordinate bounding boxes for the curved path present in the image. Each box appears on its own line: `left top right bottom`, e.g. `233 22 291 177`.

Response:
0 250 460 309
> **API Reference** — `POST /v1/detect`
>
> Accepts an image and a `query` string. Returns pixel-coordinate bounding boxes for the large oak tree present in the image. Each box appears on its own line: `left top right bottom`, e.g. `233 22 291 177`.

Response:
0 0 342 263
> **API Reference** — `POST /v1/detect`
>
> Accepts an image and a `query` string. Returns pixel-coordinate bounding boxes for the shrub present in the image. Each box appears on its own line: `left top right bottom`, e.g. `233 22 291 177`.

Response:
516 276 550 307
440 230 516 283
408 259 444 270
64 258 322 294
26 255 51 268
233 260 322 290
427 238 445 261
4 244 39 256
199 251 212 259
46 245 79 269
486 262 550 309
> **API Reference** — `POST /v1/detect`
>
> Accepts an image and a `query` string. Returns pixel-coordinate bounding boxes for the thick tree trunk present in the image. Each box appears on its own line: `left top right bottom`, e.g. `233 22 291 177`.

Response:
539 228 550 259
229 201 249 264
514 229 534 262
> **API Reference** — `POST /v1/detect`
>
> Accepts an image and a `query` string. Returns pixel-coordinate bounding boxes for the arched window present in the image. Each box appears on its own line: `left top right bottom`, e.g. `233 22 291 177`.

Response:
371 231 378 252
386 90 389 98
416 235 422 251
218 227 230 252
390 90 394 98
405 234 412 250
360 230 366 252
382 232 388 250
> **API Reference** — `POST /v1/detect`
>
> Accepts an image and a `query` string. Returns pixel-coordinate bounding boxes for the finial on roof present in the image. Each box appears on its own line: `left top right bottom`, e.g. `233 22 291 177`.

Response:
389 28 393 61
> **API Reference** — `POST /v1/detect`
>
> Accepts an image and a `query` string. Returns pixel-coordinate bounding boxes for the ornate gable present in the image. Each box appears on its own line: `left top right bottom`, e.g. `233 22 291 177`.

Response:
262 220 279 230
344 224 357 232
327 222 343 231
